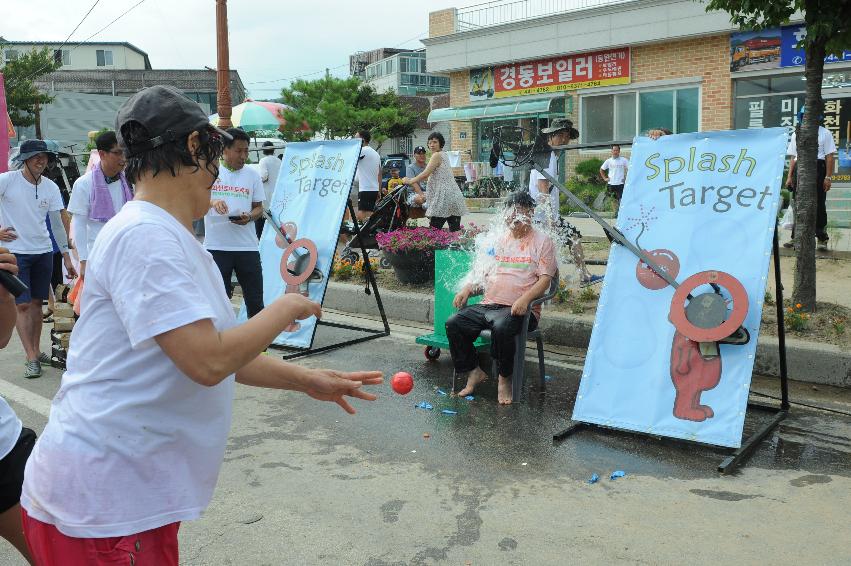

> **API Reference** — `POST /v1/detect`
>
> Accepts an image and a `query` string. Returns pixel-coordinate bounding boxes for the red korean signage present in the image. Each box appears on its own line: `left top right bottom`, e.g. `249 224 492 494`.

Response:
469 48 630 101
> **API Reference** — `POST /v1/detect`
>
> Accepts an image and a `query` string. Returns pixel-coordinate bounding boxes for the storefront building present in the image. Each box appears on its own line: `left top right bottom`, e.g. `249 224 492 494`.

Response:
423 0 850 225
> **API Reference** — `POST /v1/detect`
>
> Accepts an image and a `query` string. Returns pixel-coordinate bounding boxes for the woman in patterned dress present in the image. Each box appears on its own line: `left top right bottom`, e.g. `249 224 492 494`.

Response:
402 132 467 232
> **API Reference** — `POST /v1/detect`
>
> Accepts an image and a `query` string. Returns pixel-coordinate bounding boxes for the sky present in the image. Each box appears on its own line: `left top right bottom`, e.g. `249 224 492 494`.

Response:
1 0 471 99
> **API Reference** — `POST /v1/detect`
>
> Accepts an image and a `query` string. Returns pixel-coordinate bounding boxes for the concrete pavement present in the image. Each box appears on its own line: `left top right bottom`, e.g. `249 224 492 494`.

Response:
0 317 849 565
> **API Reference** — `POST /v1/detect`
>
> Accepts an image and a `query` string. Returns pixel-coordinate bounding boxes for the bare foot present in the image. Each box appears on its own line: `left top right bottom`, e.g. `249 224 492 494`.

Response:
458 367 487 396
497 375 513 405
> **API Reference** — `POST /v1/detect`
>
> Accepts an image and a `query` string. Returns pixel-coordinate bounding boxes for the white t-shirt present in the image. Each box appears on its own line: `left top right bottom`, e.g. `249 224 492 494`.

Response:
786 126 838 160
0 170 64 254
204 166 265 251
21 200 237 538
0 397 22 461
528 152 560 222
258 155 282 210
67 170 129 259
356 145 381 192
601 156 629 185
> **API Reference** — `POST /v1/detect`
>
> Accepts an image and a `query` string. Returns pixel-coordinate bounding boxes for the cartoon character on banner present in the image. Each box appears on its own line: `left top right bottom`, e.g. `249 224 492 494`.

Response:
273 220 324 333
627 205 750 422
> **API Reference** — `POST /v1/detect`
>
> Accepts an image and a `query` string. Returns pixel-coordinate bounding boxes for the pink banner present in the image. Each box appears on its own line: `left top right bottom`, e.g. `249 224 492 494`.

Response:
0 73 9 174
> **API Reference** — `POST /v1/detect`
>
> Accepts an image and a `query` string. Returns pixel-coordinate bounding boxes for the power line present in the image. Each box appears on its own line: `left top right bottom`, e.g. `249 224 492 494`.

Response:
3 0 102 87
245 32 427 87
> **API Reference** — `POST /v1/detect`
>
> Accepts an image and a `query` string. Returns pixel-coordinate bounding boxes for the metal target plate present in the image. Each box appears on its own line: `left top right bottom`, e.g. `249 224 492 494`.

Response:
669 270 749 343
280 238 318 286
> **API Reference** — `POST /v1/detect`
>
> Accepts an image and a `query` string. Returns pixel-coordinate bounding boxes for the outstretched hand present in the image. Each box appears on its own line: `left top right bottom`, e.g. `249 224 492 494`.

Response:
304 369 383 414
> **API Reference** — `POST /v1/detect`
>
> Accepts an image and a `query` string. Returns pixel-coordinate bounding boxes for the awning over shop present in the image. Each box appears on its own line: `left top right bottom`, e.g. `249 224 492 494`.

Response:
427 97 560 122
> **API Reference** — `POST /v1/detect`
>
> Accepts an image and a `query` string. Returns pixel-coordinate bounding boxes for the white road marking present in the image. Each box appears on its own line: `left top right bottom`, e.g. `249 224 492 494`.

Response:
0 379 52 418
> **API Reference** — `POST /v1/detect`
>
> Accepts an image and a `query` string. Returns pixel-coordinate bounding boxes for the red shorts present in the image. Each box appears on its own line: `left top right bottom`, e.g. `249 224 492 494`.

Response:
21 508 180 565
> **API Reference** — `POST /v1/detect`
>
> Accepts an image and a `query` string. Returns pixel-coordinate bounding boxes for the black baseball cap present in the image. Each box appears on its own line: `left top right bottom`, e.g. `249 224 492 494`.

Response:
413 145 426 153
115 85 232 156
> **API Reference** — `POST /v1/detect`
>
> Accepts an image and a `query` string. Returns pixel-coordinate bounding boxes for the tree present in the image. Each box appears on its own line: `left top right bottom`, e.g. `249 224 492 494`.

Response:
705 0 851 311
279 76 421 148
1 47 61 137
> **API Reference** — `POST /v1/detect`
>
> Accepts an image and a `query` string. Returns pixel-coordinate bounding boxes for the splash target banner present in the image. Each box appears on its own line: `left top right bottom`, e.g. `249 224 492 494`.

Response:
245 139 361 348
572 128 787 448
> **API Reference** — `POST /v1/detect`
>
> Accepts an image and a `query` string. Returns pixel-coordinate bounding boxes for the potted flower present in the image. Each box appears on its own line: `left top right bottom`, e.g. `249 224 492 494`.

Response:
376 227 460 284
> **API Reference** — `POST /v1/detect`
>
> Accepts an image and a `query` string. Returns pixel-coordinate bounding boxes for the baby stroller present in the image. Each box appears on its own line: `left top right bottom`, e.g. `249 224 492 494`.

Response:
339 185 411 268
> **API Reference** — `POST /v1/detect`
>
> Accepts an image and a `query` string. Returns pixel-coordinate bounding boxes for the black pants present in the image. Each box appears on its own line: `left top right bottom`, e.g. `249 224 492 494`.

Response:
210 250 264 318
430 215 462 232
445 303 538 378
791 159 829 241
50 251 63 290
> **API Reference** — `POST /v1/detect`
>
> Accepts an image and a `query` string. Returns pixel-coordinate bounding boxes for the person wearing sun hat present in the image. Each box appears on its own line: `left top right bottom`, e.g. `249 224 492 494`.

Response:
18 85 382 564
0 138 77 378
528 118 602 287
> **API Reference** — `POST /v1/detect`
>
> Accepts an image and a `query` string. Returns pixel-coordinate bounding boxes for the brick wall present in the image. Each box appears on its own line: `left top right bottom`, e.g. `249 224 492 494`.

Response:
632 34 732 132
429 9 457 38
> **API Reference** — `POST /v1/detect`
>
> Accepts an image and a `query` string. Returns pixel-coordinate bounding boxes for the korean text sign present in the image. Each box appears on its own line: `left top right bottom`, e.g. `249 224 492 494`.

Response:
469 48 630 101
249 139 361 348
572 129 787 448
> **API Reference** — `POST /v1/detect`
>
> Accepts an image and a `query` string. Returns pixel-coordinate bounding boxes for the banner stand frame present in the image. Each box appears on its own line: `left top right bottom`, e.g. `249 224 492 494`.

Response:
271 199 391 360
553 227 791 474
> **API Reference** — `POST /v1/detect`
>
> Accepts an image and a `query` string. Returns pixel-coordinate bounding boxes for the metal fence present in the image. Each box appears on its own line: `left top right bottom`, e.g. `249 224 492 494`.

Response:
457 0 638 31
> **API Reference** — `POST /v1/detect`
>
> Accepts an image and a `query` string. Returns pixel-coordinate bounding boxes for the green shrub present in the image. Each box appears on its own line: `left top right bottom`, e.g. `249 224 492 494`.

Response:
574 158 605 184
559 178 605 214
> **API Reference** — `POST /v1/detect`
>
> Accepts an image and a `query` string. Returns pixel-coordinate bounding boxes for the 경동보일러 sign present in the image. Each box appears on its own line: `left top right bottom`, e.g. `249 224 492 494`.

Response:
572 128 787 448
246 139 361 348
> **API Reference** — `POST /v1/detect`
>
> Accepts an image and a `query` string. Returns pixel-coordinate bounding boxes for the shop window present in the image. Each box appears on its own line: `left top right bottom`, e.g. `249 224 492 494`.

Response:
53 49 70 66
615 93 636 141
583 95 614 144
639 90 674 133
676 88 699 133
4 50 18 64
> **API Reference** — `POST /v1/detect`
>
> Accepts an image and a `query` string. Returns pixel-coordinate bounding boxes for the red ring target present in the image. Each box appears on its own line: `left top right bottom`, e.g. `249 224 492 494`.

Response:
280 238 319 286
669 270 749 343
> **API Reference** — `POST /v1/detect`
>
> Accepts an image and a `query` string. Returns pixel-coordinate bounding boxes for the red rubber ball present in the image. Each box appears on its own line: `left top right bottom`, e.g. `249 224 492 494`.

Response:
391 372 414 395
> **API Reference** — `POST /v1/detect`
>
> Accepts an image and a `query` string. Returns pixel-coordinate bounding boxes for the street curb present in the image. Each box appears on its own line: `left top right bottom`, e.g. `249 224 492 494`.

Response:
324 281 851 388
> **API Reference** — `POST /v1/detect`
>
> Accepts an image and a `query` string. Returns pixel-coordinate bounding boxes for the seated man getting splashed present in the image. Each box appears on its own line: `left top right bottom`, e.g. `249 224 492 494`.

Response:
446 191 557 405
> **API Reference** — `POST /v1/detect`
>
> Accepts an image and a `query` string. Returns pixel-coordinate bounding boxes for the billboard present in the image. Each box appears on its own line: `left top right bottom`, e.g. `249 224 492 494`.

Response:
572 128 788 448
731 24 851 72
248 139 361 348
469 48 630 101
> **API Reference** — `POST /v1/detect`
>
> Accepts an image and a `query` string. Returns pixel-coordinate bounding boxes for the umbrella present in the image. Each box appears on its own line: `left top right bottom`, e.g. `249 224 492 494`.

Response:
210 99 291 131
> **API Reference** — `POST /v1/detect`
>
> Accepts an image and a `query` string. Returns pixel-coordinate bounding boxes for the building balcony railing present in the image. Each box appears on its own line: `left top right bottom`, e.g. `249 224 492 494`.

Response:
456 0 639 31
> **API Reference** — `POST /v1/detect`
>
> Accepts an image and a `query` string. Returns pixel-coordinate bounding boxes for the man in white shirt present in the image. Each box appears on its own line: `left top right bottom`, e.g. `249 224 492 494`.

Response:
205 128 266 317
67 131 133 279
256 140 282 239
600 144 629 214
529 119 602 287
784 109 838 251
354 129 381 221
0 140 76 378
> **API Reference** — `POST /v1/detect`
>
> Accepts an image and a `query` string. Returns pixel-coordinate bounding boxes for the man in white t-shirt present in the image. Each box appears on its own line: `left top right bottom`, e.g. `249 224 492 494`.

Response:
528 119 602 287
256 140 282 239
205 128 266 317
354 129 381 221
600 144 629 214
784 108 838 251
0 139 76 378
68 130 133 279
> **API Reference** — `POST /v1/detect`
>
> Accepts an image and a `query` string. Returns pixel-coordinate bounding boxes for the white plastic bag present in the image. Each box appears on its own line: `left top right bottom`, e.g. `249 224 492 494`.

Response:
780 205 794 231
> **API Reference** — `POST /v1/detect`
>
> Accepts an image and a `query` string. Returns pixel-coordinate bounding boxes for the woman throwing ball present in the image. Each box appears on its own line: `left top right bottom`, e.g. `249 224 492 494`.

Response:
19 86 382 565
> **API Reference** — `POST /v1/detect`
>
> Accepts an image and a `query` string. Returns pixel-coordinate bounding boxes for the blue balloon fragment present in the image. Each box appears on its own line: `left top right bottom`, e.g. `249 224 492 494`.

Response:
441 409 458 415
588 473 599 484
416 402 434 410
544 375 553 381
436 388 448 396
610 470 626 480
464 395 475 401
486 247 495 256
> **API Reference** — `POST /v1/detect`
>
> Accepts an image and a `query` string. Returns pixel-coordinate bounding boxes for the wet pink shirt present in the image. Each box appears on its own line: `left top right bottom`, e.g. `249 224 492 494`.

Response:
482 228 557 318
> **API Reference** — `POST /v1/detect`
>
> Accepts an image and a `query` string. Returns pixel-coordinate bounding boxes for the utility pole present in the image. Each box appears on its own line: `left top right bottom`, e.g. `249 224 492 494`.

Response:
216 0 233 128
